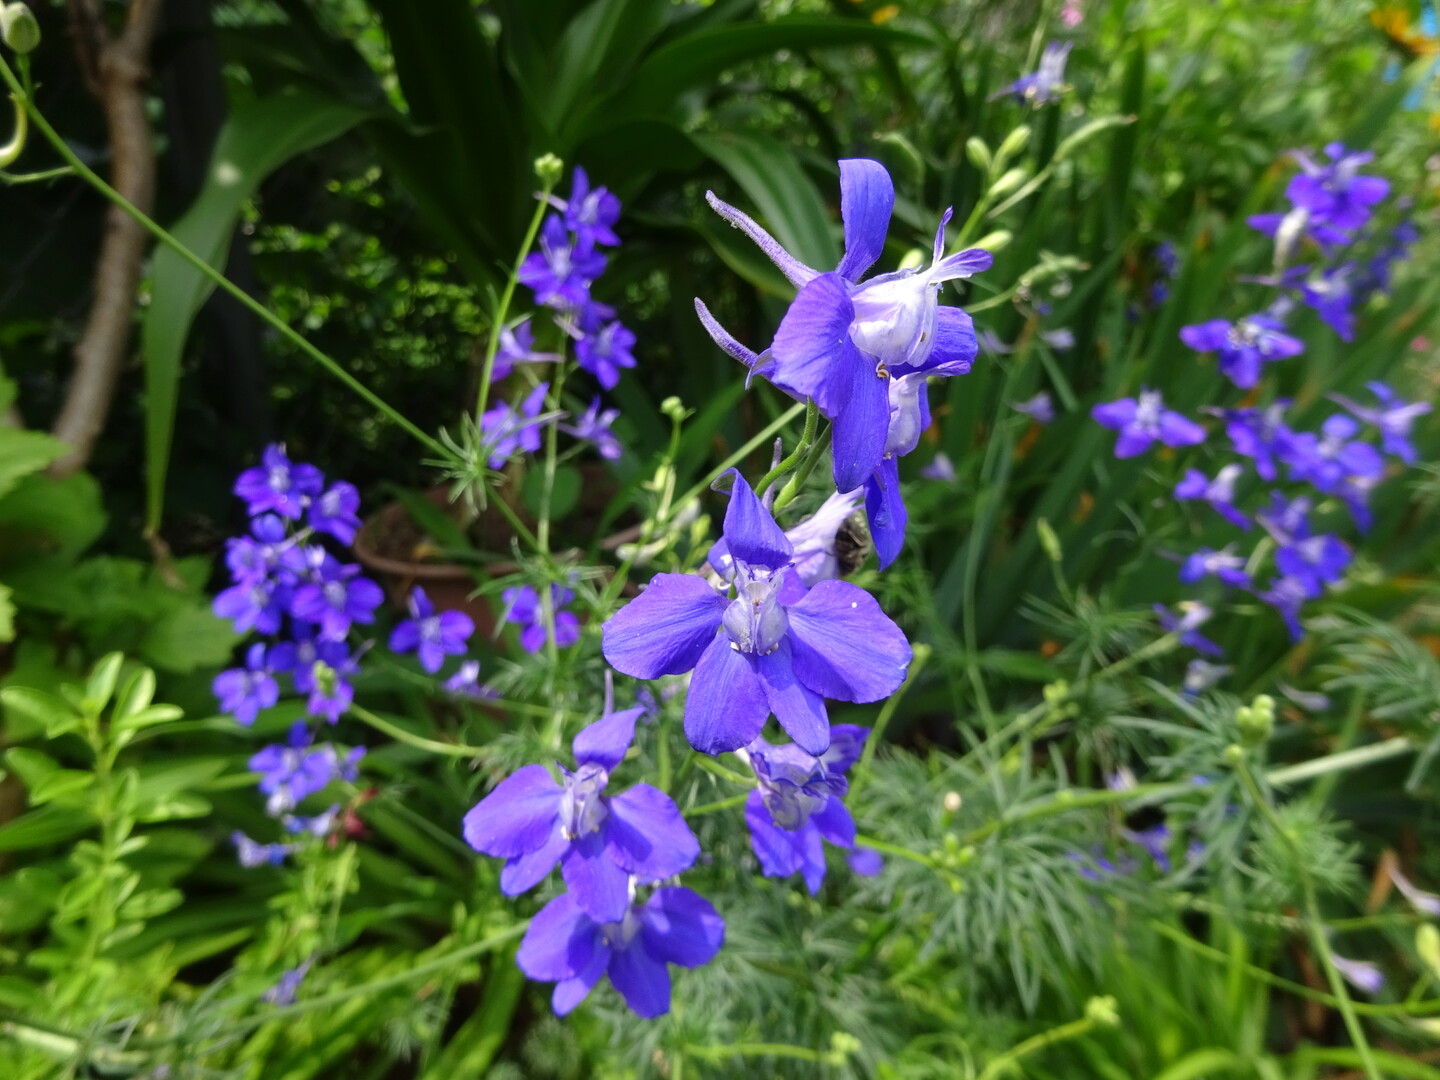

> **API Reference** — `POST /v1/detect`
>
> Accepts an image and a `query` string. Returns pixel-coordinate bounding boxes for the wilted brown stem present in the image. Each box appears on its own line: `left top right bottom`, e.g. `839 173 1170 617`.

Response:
49 0 160 476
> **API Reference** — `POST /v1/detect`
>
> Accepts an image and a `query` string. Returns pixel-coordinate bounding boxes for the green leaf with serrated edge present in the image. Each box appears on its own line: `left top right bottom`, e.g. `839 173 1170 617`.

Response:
141 88 373 533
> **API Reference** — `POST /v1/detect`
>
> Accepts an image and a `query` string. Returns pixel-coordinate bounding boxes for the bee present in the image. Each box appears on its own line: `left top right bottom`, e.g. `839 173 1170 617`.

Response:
834 513 871 577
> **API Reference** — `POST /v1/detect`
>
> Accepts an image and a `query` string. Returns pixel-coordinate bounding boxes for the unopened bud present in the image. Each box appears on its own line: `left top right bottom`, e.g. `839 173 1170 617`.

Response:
1043 680 1069 705
1036 517 1063 563
1 3 40 54
996 124 1032 164
988 167 1029 200
1237 694 1275 747
965 136 993 174
534 153 564 188
1085 995 1120 1028
660 396 688 423
943 790 962 813
971 229 1012 253
1419 924 1440 981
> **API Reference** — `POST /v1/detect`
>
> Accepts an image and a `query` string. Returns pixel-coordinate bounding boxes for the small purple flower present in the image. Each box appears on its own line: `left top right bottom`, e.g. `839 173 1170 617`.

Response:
517 886 724 1018
284 804 342 837
234 445 324 520
1299 264 1359 341
307 482 363 545
1278 414 1384 496
1122 823 1172 873
1040 328 1075 351
1174 464 1250 529
554 166 622 248
213 643 280 725
920 452 957 481
1331 950 1385 995
444 659 495 700
561 397 623 460
389 586 475 674
1013 391 1056 424
251 736 364 816
1256 575 1309 641
519 215 607 309
1274 533 1351 599
740 726 868 894
1182 659 1231 697
213 577 288 636
1285 143 1389 233
501 583 582 654
1179 546 1251 588
1331 381 1432 464
603 471 912 755
1216 400 1292 480
1154 602 1222 657
848 848 884 876
492 319 564 382
574 318 637 390
481 382 554 467
232 830 293 868
999 41 1073 105
225 514 291 585
1179 315 1304 389
1092 389 1206 458
290 564 384 641
305 646 360 723
1390 865 1440 916
462 707 697 922
1255 491 1313 546
263 957 314 1006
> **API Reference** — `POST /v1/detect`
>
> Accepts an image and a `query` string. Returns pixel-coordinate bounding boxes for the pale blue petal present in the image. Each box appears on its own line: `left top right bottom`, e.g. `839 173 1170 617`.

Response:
719 469 793 570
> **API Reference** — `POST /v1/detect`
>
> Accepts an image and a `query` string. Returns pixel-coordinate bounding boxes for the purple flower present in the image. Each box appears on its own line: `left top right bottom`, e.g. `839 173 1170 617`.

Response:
1154 602 1222 657
481 382 554 467
1255 491 1313 546
1285 143 1389 233
1217 400 1292 480
213 577 287 636
999 41 1073 105
1331 381 1432 464
232 831 293 868
304 645 360 723
234 445 324 520
1299 264 1359 341
920 452 957 481
1179 546 1251 588
1092 389 1206 458
740 725 868 894
1174 464 1250 529
1013 391 1056 424
501 583 581 654
307 482 362 545
1278 415 1384 496
1390 865 1440 916
1331 950 1385 995
603 470 911 755
1122 823 1172 873
554 166 622 248
704 159 988 492
1182 659 1231 696
519 215 607 309
1256 575 1309 641
263 958 314 1006
444 659 495 700
389 586 475 674
1041 328 1075 351
574 319 637 390
517 886 724 1018
225 514 291 584
284 804 342 837
783 489 865 586
251 733 364 815
1274 533 1351 598
214 643 280 725
561 397 623 460
462 707 697 922
848 848 884 875
1179 316 1304 389
492 319 564 382
290 564 384 641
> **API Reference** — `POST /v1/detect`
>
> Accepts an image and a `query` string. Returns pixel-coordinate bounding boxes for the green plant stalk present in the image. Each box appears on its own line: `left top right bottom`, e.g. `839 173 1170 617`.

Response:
473 172 560 425
684 792 750 818
771 422 833 513
755 398 819 494
0 54 444 461
854 833 938 868
671 401 807 516
1268 735 1412 788
1235 755 1382 1080
350 704 492 758
685 1041 836 1064
596 411 685 611
977 1011 1099 1080
853 642 932 791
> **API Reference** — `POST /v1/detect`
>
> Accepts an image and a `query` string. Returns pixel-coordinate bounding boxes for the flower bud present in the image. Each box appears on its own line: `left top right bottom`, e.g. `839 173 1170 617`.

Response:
965 136 993 174
1236 694 1275 747
971 229 1012 253
533 153 564 188
1036 517 1063 563
943 790 962 813
1085 995 1120 1028
1 3 40 54
996 124 1032 164
1418 924 1440 982
987 167 1029 200
660 396 688 422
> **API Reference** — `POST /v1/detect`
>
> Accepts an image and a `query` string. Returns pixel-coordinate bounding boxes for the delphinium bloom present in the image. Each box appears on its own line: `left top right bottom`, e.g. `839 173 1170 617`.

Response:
289 562 384 641
1332 381 1433 464
388 586 475 674
307 481 363 545
550 166 622 248
444 659 495 700
462 706 698 922
1182 659 1231 697
232 831 294 868
561 397 623 460
1013 391 1056 424
920 452 957 481
1256 574 1310 641
1248 144 1389 249
519 215 607 309
501 583 582 653
1154 602 1222 657
573 310 637 390
1331 950 1385 994
492 320 564 381
1091 389 1205 458
1276 414 1384 496
708 487 863 588
738 725 868 894
1257 498 1352 600
263 958 315 1006
1174 464 1250 529
998 41 1073 106
251 731 365 817
517 886 724 1018
234 445 324 520
481 382 555 468
1390 865 1440 916
1297 264 1359 341
603 471 911 755
1215 400 1293 480
1179 315 1304 389
701 158 987 492
213 643 280 725
1179 546 1251 589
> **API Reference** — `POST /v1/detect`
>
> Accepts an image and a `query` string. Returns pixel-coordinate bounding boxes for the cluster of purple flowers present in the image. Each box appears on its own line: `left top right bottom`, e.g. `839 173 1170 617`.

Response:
696 157 988 567
500 582 582 654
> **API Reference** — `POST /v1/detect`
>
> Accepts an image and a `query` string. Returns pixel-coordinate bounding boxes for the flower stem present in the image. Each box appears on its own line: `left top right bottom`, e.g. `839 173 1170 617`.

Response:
349 704 493 759
684 792 750 818
977 1011 1100 1080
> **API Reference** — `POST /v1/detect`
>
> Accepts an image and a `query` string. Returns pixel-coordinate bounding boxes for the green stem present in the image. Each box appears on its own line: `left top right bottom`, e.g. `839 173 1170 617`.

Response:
1235 755 1381 1080
755 399 819 494
684 792 750 818
977 1013 1098 1080
1268 735 1411 788
771 423 832 514
0 55 443 460
853 643 932 793
685 1042 833 1064
855 833 937 868
671 402 807 515
350 704 492 759
961 781 1191 846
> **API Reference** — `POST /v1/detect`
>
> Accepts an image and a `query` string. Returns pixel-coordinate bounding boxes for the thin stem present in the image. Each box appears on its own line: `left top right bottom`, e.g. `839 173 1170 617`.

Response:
854 833 937 868
853 643 932 792
1268 736 1411 788
756 398 819 495
349 704 492 759
685 1042 833 1064
671 401 807 514
771 423 832 514
977 1013 1097 1080
684 792 750 818
1235 755 1381 1080
0 55 443 459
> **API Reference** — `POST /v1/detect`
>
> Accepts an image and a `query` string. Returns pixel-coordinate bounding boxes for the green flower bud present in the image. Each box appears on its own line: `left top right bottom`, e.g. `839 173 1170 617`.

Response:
965 136 993 174
1085 995 1120 1027
534 153 564 188
1418 924 1440 982
1 3 40 54
1236 694 1275 747
1036 517 1063 563
987 166 1029 201
971 229 1012 253
996 124 1033 164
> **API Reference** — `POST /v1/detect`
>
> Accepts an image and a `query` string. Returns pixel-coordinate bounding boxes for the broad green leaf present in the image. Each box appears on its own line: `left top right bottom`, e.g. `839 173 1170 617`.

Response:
0 427 68 500
113 667 156 721
0 471 106 565
0 685 77 739
141 88 373 532
29 769 95 807
83 651 124 715
4 746 58 789
0 805 93 852
0 866 61 933
139 605 239 674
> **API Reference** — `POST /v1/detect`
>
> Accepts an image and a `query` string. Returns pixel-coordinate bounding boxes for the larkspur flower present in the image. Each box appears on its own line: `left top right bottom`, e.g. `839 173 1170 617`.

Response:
1000 41 1073 105
251 736 364 817
305 647 360 723
1041 328 1076 351
462 706 697 921
501 583 582 654
603 470 911 755
1182 659 1231 696
1123 823 1172 873
740 726 868 894
1274 532 1351 598
1154 601 1222 657
1298 264 1359 341
493 319 564 382
1255 491 1313 545
702 159 987 491
232 830 293 868
1013 391 1056 424
1278 414 1384 496
225 514 291 584
444 659 496 700
234 445 324 520
1216 400 1292 480
481 382 555 467
1390 864 1440 916
574 318 637 390
214 642 280 725
1092 389 1205 458
519 215 606 309
1174 464 1250 529
263 958 314 1006
517 885 724 1018
1283 144 1390 234
268 624 342 695
1256 575 1309 641
284 804 341 838
1331 950 1385 994
1179 315 1304 389
307 482 363 545
290 563 384 641
920 452 957 481
553 166 622 248
1332 381 1432 464
389 586 475 674
1179 546 1251 588
561 397 623 461
213 576 288 635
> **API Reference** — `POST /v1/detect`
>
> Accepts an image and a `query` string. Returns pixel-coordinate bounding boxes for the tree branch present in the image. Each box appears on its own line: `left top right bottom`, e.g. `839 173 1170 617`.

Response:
49 0 161 477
